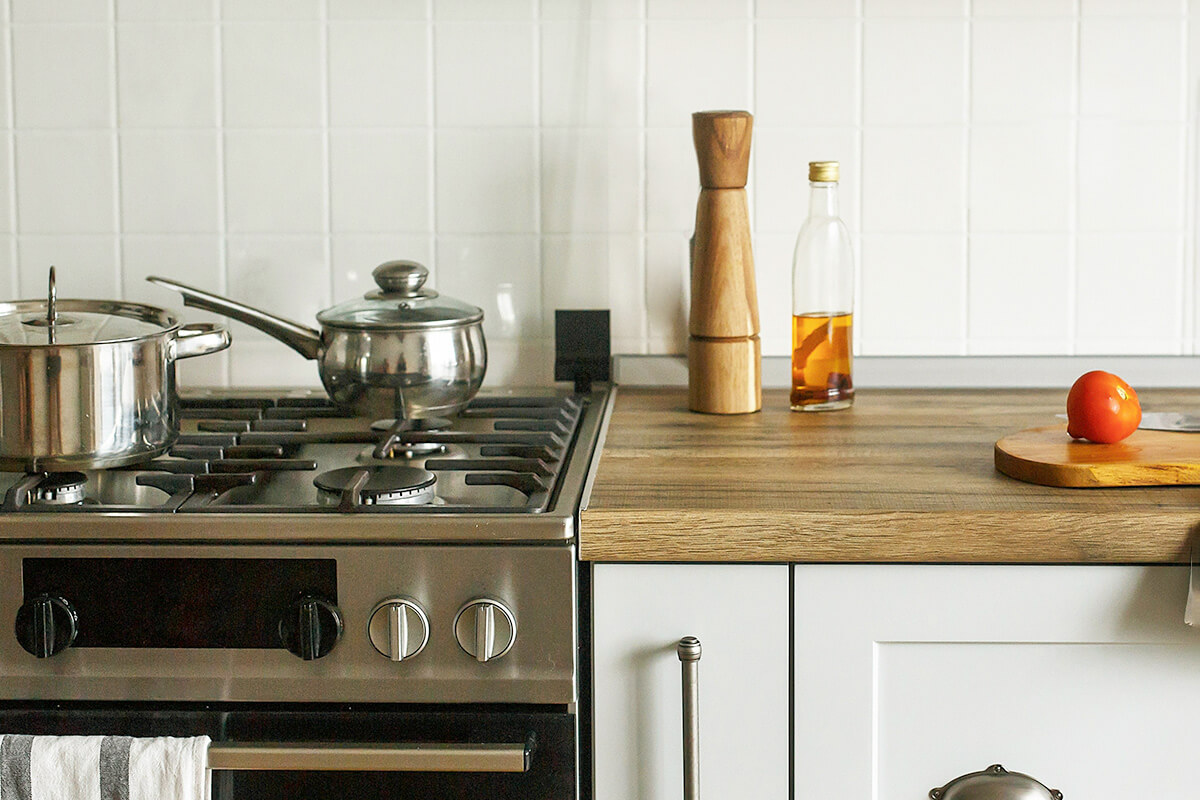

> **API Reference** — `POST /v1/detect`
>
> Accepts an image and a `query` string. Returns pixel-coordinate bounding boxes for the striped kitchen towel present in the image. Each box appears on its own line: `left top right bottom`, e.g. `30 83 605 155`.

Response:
0 735 210 800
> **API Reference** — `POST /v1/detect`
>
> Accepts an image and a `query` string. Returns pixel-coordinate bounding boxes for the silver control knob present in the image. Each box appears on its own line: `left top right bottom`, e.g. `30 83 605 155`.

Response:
368 598 429 662
454 599 516 662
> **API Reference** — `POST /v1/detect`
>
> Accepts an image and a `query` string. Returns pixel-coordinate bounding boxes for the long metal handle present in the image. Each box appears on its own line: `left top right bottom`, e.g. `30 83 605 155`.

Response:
207 741 532 773
678 636 701 800
146 275 322 360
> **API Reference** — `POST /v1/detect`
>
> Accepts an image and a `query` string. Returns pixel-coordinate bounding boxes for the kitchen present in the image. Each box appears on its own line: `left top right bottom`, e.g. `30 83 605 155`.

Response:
0 0 1198 799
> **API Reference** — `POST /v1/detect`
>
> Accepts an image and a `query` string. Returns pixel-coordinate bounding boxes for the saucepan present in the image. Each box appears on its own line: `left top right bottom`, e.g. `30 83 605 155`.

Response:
148 261 487 421
0 268 232 471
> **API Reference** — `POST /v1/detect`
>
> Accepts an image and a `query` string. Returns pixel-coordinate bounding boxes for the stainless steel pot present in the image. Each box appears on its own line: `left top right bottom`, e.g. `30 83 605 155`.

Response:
148 261 487 421
0 269 232 471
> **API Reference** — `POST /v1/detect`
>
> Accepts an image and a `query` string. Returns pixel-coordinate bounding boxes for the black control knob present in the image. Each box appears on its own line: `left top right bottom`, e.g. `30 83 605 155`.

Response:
278 596 343 660
15 594 78 658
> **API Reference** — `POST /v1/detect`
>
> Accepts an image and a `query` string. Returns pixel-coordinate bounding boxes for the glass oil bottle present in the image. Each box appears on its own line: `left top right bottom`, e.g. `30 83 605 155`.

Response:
791 160 854 411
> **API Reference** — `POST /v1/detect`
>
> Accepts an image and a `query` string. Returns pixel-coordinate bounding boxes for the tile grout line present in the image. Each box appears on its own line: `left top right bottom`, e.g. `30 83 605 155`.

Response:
320 0 332 309
108 0 122 298
1067 0 1081 357
961 4 970 356
534 0 544 355
427 0 437 287
639 0 649 350
1181 4 1194 353
214 0 231 385
854 0 864 358
4 0 16 297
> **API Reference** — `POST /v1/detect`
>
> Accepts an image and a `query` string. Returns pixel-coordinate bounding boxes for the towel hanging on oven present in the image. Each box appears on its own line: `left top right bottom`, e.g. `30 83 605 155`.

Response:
0 734 210 800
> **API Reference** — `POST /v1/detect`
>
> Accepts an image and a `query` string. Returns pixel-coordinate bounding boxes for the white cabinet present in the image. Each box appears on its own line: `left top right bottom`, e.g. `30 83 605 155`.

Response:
592 564 790 800
794 565 1200 800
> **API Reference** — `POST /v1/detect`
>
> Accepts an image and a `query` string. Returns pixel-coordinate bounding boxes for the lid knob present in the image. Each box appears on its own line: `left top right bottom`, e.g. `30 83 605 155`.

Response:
372 260 429 297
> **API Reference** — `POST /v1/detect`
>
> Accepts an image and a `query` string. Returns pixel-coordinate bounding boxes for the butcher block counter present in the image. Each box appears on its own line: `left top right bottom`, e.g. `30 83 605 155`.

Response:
580 387 1200 563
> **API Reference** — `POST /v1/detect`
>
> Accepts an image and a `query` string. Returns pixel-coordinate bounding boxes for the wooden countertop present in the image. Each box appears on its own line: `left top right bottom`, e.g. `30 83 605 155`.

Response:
580 387 1200 563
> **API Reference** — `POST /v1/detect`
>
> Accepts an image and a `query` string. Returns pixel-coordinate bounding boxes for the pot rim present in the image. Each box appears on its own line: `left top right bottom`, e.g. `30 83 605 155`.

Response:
0 298 183 348
316 313 486 334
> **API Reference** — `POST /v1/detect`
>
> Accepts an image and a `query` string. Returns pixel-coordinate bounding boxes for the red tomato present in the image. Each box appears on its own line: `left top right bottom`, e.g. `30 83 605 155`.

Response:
1065 370 1141 444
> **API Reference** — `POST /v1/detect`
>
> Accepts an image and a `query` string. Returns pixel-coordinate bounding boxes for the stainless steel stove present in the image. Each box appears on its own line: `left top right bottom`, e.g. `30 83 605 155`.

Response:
0 385 612 799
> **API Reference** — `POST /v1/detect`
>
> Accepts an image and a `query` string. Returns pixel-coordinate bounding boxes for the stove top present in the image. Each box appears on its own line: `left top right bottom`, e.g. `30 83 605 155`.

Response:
0 386 611 543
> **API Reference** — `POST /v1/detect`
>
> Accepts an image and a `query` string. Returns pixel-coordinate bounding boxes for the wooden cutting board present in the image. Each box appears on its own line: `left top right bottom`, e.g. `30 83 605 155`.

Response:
994 424 1200 487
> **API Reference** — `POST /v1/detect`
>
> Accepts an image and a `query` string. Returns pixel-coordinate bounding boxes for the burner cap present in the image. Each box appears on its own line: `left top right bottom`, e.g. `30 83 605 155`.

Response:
370 417 452 433
33 471 88 505
314 466 436 506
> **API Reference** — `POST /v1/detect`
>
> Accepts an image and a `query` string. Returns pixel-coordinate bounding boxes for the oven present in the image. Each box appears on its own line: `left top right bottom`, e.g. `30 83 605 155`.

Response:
0 388 611 799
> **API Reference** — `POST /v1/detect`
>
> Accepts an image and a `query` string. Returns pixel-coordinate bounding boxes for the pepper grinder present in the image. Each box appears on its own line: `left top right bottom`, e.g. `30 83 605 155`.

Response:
688 110 761 414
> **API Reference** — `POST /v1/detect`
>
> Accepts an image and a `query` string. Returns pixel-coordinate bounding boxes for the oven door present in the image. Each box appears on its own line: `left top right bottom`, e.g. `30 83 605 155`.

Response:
0 703 576 800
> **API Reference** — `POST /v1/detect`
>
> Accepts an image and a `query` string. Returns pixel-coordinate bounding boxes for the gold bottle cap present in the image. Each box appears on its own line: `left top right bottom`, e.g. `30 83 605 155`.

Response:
808 161 839 182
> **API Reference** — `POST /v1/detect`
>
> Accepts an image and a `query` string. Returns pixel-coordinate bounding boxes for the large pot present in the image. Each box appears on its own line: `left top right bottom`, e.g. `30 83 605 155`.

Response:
148 261 487 421
0 270 232 471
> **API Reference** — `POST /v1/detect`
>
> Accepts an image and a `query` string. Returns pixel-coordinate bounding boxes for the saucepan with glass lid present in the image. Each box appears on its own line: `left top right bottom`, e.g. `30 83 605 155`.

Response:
148 260 487 422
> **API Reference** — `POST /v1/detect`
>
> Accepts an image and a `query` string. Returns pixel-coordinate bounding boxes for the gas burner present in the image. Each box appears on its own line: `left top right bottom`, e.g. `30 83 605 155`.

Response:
31 472 88 505
314 466 437 508
369 417 452 459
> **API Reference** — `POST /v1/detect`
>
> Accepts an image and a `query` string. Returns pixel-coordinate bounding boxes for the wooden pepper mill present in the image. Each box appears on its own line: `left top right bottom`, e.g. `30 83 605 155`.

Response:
688 110 761 414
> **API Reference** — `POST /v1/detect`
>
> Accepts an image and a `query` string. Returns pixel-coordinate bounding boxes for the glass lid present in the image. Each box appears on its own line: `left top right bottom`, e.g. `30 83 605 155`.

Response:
317 260 484 331
0 268 176 346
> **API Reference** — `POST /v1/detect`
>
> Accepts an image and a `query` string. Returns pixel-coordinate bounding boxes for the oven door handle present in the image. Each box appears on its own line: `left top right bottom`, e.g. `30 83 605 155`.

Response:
207 738 534 773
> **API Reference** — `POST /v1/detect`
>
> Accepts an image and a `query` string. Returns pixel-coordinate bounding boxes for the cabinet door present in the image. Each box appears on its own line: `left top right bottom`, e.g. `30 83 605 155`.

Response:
592 564 789 800
794 565 1200 800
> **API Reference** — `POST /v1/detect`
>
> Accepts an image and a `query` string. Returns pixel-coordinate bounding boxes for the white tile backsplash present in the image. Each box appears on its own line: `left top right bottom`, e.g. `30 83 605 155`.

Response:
12 25 113 129
1076 234 1184 352
859 234 966 355
328 22 429 128
434 23 536 127
116 24 218 128
541 128 641 234
14 132 116 234
12 0 107 23
330 130 430 233
1 1 1198 385
970 18 1074 123
1080 17 1184 121
119 132 219 233
755 19 859 129
224 132 325 234
222 23 323 128
1077 121 1185 233
435 129 537 234
969 122 1072 233
115 0 217 22
541 20 642 128
861 126 966 233
863 18 967 125
967 234 1072 354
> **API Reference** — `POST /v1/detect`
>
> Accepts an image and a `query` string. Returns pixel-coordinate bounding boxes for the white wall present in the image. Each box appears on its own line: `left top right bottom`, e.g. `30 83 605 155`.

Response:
0 0 1194 387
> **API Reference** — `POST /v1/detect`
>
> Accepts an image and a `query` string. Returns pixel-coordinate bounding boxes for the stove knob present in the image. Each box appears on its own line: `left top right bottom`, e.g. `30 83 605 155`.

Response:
454 599 516 663
368 598 429 662
279 596 343 660
15 594 78 658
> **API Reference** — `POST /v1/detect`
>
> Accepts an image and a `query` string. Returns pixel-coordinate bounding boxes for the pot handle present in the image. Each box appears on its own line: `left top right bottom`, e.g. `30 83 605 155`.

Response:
172 322 232 360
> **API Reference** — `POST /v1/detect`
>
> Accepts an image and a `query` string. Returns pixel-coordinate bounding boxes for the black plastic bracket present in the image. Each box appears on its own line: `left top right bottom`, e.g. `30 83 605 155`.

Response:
554 310 611 393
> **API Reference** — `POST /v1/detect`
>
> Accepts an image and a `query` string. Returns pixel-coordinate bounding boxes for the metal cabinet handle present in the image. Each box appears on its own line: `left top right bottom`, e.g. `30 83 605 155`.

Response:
677 636 702 800
206 740 533 773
